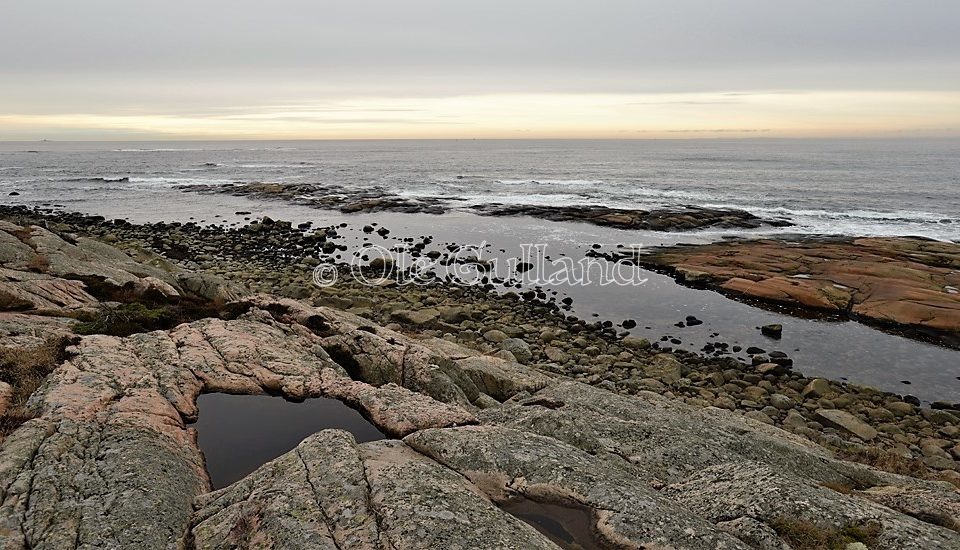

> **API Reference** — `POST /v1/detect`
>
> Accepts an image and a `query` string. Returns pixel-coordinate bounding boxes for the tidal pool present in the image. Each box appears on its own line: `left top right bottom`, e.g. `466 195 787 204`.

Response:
501 498 597 550
192 393 385 488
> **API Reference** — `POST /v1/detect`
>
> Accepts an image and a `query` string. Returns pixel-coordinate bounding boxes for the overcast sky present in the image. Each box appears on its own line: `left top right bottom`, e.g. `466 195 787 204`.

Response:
2 1 959 139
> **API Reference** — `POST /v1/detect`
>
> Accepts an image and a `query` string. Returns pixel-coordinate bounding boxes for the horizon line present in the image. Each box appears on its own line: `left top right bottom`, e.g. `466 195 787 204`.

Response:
3 135 959 143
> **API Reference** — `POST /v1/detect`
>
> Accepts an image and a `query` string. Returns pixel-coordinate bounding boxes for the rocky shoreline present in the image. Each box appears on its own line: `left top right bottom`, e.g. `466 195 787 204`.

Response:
179 181 794 231
1 207 959 548
595 236 960 349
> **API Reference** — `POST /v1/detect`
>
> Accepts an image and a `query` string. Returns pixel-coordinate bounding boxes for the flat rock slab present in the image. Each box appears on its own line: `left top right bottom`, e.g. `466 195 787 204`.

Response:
0 220 243 310
405 425 752 549
182 182 450 215
632 236 960 346
191 430 381 549
0 268 98 311
362 439 557 549
816 408 880 441
664 462 960 550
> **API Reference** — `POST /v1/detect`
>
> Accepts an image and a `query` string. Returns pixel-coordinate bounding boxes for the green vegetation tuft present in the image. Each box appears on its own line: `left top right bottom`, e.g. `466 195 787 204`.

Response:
770 517 881 550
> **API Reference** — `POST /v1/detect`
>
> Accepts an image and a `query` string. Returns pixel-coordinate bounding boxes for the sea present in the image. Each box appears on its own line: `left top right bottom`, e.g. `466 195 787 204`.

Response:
1 138 958 241
1 138 959 402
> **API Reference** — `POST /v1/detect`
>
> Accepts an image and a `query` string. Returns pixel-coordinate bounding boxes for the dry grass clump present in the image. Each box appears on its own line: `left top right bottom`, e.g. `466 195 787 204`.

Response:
73 297 233 338
0 336 73 437
836 446 928 479
769 517 881 550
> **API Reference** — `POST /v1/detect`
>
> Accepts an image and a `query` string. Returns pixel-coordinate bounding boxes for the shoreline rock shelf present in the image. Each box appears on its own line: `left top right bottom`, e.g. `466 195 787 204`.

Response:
0 213 959 548
619 236 960 348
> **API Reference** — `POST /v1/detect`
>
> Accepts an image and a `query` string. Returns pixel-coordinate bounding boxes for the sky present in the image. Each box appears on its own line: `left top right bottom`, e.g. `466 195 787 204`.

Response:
1 1 959 140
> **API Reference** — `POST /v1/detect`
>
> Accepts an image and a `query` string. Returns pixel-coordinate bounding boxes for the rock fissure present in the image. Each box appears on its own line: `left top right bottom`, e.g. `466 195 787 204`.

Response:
293 447 344 550
356 449 393 550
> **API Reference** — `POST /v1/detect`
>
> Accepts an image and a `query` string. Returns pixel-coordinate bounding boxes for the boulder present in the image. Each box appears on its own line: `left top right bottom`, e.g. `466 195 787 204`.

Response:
391 308 439 326
621 335 650 350
761 323 783 338
177 271 244 302
642 353 683 384
802 378 833 398
500 338 532 363
815 409 879 441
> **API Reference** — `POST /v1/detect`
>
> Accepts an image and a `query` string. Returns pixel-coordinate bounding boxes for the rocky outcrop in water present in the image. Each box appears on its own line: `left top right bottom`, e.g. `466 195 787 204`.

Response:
472 203 794 231
178 181 794 231
614 236 960 347
180 182 451 215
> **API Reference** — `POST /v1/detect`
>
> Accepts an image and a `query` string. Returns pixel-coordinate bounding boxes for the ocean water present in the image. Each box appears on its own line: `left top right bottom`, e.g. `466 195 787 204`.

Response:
1 138 958 240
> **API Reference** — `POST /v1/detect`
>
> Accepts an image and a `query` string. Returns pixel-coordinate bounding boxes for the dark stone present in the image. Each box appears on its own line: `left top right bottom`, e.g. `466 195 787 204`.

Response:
760 324 783 338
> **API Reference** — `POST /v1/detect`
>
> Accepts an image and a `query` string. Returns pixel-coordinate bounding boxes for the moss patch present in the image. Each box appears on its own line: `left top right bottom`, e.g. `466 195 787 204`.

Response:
770 517 881 550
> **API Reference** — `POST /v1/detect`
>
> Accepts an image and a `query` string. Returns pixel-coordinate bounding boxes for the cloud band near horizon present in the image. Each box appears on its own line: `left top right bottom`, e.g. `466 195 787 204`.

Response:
2 1 958 140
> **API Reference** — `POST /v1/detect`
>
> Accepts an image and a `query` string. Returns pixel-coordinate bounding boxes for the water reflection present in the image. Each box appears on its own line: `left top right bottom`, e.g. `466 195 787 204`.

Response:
192 393 385 488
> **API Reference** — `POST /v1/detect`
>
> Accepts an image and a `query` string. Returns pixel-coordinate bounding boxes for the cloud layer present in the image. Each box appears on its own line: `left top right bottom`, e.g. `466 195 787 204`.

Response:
2 1 958 139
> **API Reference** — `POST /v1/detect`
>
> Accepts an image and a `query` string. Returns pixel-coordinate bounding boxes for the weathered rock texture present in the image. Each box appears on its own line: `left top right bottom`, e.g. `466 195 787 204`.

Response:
472 203 793 231
0 297 480 549
0 220 243 312
0 229 958 549
2 296 957 548
629 236 960 346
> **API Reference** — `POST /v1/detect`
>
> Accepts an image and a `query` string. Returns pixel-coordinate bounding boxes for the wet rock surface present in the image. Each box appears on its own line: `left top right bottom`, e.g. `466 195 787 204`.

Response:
0 211 959 549
472 203 794 231
613 235 960 347
181 182 452 215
